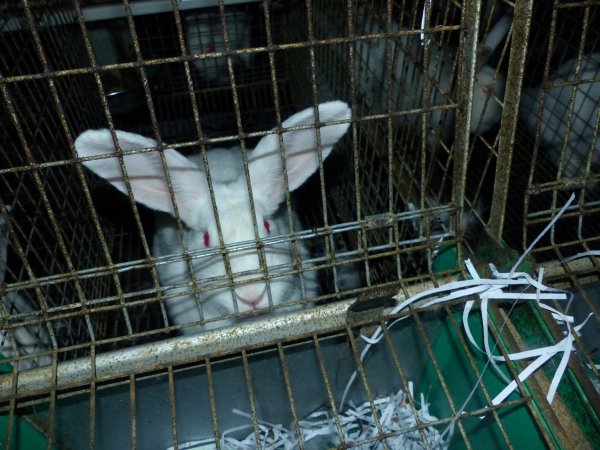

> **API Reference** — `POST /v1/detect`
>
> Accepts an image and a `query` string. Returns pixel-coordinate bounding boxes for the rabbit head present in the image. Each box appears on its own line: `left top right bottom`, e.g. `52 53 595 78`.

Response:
471 64 505 134
184 10 252 84
74 101 351 332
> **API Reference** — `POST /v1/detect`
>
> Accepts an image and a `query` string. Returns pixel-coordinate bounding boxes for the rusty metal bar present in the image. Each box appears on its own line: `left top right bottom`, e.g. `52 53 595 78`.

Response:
89 347 97 450
443 307 514 448
379 321 435 446
345 325 390 449
312 334 346 445
452 0 481 220
0 275 457 399
241 350 262 447
277 343 304 447
0 300 350 399
205 358 223 450
129 374 137 450
410 306 471 448
488 0 534 240
166 367 178 450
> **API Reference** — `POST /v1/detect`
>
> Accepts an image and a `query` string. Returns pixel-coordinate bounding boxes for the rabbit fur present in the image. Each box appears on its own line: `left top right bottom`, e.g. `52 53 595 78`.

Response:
520 52 600 179
184 9 252 84
75 102 351 334
354 20 506 146
1 209 52 369
0 293 53 370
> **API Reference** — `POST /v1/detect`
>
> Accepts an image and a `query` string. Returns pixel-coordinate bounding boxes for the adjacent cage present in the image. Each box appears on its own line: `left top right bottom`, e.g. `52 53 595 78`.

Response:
0 1 599 449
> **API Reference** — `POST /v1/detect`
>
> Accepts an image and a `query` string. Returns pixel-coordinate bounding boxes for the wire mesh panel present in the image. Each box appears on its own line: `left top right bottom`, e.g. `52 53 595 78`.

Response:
1 0 476 358
3 285 599 449
515 3 600 263
0 0 317 357
287 1 475 285
512 3 600 400
0 0 599 449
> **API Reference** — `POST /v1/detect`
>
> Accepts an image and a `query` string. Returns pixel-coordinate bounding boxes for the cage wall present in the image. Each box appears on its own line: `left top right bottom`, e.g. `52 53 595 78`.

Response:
0 1 599 449
0 0 478 360
513 4 600 263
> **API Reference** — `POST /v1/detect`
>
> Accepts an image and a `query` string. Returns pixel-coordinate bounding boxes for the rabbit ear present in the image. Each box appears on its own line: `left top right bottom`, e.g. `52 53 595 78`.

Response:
74 129 207 229
248 101 351 210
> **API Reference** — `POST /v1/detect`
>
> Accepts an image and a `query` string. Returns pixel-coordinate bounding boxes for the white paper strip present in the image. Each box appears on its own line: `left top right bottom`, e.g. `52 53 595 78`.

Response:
343 193 589 421
167 388 448 450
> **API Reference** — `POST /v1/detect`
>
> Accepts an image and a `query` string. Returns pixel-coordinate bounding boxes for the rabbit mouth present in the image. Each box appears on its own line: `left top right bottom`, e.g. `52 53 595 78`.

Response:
235 287 267 310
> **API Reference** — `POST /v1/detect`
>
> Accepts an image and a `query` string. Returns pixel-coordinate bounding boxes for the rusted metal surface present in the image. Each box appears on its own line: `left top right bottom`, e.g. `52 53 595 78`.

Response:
488 0 534 240
0 275 458 399
0 0 599 448
0 299 353 398
452 0 481 260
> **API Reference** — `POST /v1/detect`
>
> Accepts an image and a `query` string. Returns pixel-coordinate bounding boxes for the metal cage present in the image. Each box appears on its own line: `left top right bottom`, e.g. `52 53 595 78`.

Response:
0 0 599 449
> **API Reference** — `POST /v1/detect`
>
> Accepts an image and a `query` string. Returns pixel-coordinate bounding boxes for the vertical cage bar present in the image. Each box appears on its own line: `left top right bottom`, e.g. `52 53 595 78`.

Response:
89 347 97 450
276 343 303 447
205 358 222 450
3 369 17 450
129 374 137 450
379 321 436 446
488 0 534 240
74 0 155 336
384 0 406 281
419 0 434 219
345 326 390 449
46 388 56 450
167 366 179 450
168 0 233 325
241 350 262 447
410 308 472 448
444 308 514 448
345 0 371 286
453 0 482 219
259 0 309 303
312 335 346 445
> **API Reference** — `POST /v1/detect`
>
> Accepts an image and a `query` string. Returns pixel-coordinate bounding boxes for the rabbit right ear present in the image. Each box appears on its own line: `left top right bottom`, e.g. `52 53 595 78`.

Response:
248 101 351 211
74 129 208 229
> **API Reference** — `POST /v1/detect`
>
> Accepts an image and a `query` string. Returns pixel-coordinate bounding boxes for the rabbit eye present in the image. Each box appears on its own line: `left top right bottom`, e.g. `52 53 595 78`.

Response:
203 231 210 247
263 219 271 235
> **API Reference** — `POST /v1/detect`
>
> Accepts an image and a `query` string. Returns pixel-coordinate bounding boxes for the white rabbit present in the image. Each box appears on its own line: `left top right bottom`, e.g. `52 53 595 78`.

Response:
184 9 252 84
74 101 351 334
1 207 52 370
477 8 512 68
520 52 600 179
471 64 506 134
0 293 53 370
354 20 506 147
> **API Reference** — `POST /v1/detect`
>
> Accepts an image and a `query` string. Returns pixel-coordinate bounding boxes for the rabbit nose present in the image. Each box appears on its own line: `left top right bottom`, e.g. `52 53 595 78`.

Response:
235 288 266 309
482 83 494 96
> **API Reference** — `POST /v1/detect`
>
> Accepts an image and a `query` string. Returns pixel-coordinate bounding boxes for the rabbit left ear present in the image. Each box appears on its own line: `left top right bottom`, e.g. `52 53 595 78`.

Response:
75 129 208 229
248 101 351 210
